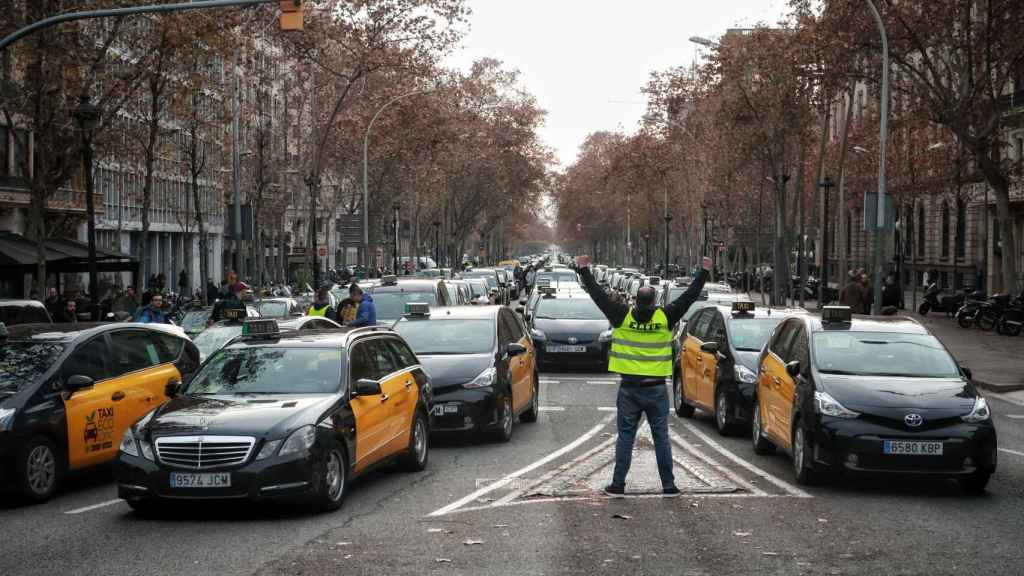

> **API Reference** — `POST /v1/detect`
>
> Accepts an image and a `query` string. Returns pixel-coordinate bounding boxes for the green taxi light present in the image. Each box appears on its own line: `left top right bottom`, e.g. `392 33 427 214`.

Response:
242 318 279 336
822 306 852 324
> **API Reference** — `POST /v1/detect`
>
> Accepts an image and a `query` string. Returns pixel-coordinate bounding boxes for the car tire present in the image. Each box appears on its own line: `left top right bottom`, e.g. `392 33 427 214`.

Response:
960 470 992 494
520 372 540 423
1003 321 1023 337
714 387 738 436
673 369 695 418
751 398 774 455
791 422 820 485
976 311 997 331
491 394 514 443
399 410 430 472
16 436 60 502
956 311 974 329
315 443 348 512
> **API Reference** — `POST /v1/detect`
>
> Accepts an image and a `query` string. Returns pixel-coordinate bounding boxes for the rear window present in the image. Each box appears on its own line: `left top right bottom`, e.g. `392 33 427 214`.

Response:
0 304 51 326
534 298 604 320
372 291 439 319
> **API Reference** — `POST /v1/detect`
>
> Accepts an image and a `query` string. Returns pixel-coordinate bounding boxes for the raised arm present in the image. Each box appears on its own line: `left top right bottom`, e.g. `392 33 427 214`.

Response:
577 256 628 327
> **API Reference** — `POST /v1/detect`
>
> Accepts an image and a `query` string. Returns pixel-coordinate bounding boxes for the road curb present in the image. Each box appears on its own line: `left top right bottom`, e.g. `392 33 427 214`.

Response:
975 380 1024 394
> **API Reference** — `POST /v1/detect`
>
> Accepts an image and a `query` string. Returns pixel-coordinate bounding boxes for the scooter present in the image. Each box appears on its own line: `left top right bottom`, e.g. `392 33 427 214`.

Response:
955 291 988 329
918 283 966 317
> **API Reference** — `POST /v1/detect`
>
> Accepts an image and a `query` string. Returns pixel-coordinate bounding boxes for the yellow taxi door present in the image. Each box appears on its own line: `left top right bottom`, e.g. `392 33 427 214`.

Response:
761 321 799 446
697 312 726 410
501 310 531 412
348 339 393 473
683 310 711 406
108 330 181 427
63 336 119 470
776 326 809 449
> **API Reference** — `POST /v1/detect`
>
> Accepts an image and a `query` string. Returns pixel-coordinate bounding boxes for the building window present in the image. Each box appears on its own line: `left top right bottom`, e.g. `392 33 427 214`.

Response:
955 199 966 259
941 201 950 258
917 203 925 258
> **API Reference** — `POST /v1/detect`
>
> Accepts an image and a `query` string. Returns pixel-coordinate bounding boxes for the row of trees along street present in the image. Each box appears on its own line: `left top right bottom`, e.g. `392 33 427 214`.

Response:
0 0 555 300
554 0 1024 303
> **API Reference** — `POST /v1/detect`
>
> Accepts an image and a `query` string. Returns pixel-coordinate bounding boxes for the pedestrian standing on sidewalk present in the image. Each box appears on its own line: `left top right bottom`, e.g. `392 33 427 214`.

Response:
578 253 710 497
840 270 866 314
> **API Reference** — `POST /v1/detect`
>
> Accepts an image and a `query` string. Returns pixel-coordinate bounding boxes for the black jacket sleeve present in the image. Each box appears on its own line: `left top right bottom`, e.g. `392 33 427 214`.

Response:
579 267 628 327
664 269 709 330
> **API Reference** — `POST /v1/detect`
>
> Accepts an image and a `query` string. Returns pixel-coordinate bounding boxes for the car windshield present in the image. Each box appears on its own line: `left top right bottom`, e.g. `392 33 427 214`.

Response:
535 298 605 320
463 272 497 288
727 318 784 352
466 280 488 297
682 302 713 322
537 271 578 284
0 305 51 325
0 341 65 394
394 319 496 355
179 309 211 334
187 347 342 395
372 291 439 319
812 332 960 378
193 324 243 361
257 301 290 319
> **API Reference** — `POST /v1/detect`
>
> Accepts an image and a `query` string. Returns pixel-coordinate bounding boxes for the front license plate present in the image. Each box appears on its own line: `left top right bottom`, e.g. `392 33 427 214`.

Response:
432 403 460 416
883 440 943 456
170 472 232 488
547 345 586 353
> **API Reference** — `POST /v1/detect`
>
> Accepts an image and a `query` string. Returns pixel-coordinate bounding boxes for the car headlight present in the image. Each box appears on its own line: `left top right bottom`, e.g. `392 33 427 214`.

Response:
464 367 497 389
256 439 283 460
119 428 140 457
0 407 16 431
814 391 859 419
598 329 613 343
734 365 758 385
530 328 546 342
278 425 316 456
962 397 990 423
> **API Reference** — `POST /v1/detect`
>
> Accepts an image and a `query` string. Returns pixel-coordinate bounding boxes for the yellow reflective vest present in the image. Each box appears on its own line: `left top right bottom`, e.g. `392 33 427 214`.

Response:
608 308 674 377
308 303 330 317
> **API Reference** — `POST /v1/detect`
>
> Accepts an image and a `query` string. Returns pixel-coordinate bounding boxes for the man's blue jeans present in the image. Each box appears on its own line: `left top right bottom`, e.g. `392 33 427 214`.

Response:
611 384 675 490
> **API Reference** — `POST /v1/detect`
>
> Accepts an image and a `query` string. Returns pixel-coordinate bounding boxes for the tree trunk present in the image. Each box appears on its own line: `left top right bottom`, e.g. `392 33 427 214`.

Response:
30 183 48 297
836 86 856 284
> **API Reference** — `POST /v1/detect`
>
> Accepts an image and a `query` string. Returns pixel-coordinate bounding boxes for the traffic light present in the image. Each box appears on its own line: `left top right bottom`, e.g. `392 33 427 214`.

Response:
280 0 303 31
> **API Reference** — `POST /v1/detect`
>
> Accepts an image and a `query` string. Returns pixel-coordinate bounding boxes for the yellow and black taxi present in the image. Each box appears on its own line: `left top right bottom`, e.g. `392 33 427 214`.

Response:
527 288 612 370
116 319 431 514
392 304 538 442
366 275 454 325
751 306 997 492
675 302 806 436
0 322 198 502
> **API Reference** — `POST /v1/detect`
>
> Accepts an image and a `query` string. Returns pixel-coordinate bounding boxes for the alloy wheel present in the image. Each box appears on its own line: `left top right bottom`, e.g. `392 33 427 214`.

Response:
325 451 344 502
412 419 427 466
502 397 513 436
716 392 728 430
27 445 56 496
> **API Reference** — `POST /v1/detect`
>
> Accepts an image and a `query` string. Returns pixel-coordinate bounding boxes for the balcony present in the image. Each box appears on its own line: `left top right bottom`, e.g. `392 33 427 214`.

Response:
0 182 103 215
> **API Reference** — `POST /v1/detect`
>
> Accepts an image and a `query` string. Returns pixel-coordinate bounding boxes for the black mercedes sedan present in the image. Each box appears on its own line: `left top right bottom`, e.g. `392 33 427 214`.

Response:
526 290 611 370
392 305 539 442
752 307 998 492
116 320 432 514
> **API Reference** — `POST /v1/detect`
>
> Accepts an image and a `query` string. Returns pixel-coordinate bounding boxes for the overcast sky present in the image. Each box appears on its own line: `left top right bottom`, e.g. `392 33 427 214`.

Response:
445 0 789 168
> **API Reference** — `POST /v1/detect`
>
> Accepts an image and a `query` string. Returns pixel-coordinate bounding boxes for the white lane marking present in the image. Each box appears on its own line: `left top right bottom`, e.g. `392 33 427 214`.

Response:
449 492 797 515
670 431 767 496
64 499 123 515
539 406 565 412
539 379 560 384
597 407 617 412
678 421 812 498
999 448 1024 458
1004 415 1024 420
428 414 615 517
586 380 620 385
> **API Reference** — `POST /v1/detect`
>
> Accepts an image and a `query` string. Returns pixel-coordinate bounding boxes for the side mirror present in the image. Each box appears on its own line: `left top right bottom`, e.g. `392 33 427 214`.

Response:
506 343 527 357
785 360 801 377
700 341 719 354
165 379 182 398
515 306 525 315
64 374 95 394
961 366 973 380
519 298 527 305
354 378 382 396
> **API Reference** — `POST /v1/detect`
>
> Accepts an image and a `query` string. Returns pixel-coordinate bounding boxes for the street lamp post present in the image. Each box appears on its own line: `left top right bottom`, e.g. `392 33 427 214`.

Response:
664 213 673 276
432 220 440 268
305 173 321 288
817 176 836 307
865 0 890 315
74 95 101 321
362 88 436 269
643 233 651 272
392 202 401 274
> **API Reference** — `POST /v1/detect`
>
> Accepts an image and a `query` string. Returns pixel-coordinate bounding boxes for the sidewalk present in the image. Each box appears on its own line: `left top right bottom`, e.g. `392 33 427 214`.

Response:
748 289 1024 393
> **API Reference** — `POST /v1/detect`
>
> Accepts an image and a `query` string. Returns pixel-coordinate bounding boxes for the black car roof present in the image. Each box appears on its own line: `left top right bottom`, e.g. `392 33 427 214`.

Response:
5 322 184 342
711 304 810 320
225 325 395 349
369 279 442 292
396 305 501 321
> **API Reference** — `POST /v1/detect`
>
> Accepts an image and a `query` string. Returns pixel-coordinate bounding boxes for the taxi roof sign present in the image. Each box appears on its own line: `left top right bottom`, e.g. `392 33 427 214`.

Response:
538 286 557 296
732 301 755 314
404 302 430 317
381 275 398 286
647 276 662 286
822 306 852 324
242 318 279 336
222 307 244 320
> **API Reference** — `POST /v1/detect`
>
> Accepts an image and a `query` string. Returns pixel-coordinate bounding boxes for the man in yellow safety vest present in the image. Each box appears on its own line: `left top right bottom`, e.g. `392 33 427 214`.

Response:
307 286 334 318
578 254 711 496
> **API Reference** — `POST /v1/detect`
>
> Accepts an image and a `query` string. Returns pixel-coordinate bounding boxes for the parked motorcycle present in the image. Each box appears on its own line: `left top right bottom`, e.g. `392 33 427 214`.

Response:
975 293 1013 331
918 283 966 317
955 291 988 329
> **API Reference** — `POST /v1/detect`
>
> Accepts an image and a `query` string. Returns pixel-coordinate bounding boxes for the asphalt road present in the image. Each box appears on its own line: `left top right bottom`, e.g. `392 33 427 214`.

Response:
3 370 1024 576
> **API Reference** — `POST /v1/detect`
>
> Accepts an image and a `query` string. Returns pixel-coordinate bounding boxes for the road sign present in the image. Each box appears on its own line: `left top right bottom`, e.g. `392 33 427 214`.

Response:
336 214 364 245
318 246 327 257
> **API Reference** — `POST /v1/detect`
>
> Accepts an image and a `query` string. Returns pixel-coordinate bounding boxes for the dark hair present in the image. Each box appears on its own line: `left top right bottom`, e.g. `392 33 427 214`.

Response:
349 283 363 295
